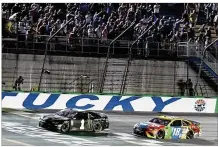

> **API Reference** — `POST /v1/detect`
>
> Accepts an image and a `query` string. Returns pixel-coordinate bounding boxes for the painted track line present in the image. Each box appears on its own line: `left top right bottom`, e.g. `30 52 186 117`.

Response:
3 138 33 146
113 132 164 146
4 111 39 120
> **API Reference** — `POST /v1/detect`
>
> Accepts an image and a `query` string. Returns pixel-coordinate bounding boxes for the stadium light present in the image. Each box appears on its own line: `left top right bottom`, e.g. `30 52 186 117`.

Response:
38 17 74 91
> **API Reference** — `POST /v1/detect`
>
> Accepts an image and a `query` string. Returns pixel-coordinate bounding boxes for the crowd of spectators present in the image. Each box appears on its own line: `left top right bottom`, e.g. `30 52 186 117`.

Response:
2 3 218 49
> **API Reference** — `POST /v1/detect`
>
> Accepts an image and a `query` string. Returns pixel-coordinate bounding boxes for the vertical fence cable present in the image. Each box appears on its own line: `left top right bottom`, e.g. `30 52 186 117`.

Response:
99 20 136 93
38 17 74 91
120 22 156 94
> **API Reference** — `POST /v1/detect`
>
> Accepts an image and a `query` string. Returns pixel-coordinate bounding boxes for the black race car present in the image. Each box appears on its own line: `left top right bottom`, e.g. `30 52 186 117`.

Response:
38 109 109 133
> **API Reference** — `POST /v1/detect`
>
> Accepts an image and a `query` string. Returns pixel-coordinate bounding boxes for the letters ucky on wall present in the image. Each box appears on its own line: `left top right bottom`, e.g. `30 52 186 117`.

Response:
2 92 181 112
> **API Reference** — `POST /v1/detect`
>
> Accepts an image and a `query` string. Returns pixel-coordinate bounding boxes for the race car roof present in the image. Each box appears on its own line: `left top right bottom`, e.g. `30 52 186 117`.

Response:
157 115 182 120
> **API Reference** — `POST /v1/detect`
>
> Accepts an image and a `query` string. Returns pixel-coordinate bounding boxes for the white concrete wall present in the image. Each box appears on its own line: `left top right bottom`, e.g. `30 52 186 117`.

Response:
2 53 217 96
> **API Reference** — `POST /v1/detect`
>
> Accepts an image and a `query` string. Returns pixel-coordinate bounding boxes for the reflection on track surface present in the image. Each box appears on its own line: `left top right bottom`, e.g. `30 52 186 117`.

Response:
2 111 218 146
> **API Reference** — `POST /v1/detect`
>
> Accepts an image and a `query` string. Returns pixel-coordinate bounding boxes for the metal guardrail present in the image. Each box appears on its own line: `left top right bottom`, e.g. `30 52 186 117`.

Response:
178 42 218 76
204 51 218 75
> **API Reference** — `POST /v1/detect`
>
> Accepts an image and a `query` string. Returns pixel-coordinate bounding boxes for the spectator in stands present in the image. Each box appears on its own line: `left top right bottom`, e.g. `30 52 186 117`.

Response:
195 3 200 13
173 19 181 34
189 10 197 27
101 26 108 44
55 19 61 32
214 12 218 27
209 11 216 26
195 36 204 46
186 79 194 96
50 27 55 36
95 24 102 39
170 31 180 43
9 12 19 21
205 36 211 47
204 4 212 23
204 26 212 41
182 10 189 24
3 3 217 49
153 3 160 18
29 5 39 24
60 20 67 35
88 26 95 38
45 22 52 35
39 22 46 35
13 76 24 91
186 3 196 14
187 27 195 42
11 3 20 14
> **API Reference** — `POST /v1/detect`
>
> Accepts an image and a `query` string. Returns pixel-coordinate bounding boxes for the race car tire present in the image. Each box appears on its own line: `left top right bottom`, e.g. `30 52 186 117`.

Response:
186 131 194 139
39 122 44 128
156 130 165 139
60 122 70 133
92 122 102 132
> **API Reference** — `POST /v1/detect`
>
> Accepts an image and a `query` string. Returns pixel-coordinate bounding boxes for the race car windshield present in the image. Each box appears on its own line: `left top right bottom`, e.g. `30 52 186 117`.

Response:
149 118 171 126
55 110 73 117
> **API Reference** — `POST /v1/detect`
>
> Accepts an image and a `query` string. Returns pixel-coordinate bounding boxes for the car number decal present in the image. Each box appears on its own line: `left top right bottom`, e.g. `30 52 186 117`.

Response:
172 127 182 139
80 119 85 130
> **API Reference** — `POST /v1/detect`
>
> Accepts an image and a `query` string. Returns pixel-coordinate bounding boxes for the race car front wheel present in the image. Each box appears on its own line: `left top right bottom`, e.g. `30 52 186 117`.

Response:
186 131 194 139
92 122 102 132
60 122 70 133
156 130 165 139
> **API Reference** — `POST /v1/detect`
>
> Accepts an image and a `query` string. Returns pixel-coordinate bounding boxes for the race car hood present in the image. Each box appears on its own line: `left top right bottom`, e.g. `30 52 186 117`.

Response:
136 122 164 129
97 112 108 118
41 114 70 121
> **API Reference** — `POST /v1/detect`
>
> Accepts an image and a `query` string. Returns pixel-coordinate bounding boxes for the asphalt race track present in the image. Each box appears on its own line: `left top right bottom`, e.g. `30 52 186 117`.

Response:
2 110 218 146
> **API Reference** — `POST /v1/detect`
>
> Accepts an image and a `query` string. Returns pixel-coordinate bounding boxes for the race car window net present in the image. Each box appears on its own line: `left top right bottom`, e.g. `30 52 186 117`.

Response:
170 120 182 126
182 120 190 126
74 112 88 120
88 112 101 119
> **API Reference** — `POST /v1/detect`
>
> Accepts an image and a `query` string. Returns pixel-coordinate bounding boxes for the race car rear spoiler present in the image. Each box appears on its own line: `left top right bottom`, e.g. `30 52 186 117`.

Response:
188 120 201 125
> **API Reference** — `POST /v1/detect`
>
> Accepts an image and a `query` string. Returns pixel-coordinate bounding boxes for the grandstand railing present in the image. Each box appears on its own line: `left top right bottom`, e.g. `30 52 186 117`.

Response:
204 51 218 75
3 35 181 57
178 42 218 75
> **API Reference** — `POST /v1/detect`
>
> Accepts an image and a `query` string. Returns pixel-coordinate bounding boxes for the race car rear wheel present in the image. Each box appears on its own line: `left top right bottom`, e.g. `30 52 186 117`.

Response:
60 122 70 133
39 122 42 127
186 131 194 139
156 130 165 139
39 122 45 128
92 122 102 132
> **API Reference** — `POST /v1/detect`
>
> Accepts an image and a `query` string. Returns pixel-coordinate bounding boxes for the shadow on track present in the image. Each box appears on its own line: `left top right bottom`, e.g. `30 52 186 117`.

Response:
40 127 113 137
133 134 216 146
